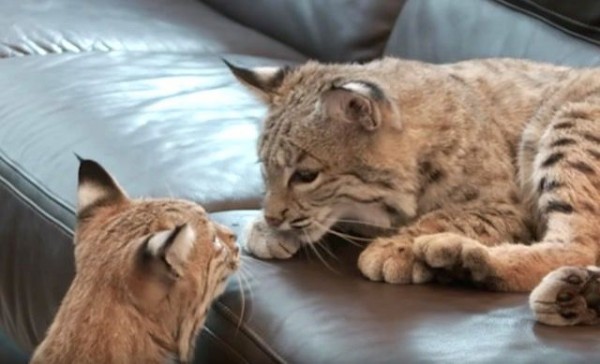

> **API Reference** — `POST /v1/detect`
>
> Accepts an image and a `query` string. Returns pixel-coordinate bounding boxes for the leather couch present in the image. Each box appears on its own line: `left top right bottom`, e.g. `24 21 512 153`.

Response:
1 0 599 363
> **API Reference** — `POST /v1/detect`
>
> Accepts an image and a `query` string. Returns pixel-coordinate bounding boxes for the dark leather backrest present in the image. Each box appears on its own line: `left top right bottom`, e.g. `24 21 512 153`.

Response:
200 0 407 62
384 0 600 67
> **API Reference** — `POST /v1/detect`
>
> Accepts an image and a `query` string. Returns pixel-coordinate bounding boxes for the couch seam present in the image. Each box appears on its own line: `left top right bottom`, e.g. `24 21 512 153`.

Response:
213 301 287 364
202 326 251 364
0 158 74 237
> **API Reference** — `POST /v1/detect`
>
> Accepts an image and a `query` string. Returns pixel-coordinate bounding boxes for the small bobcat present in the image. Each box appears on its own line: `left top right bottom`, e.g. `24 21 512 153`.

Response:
31 159 239 363
226 57 600 326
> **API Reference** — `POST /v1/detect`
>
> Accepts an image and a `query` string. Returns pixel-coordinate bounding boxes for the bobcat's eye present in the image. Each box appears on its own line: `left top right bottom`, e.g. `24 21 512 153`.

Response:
290 170 320 185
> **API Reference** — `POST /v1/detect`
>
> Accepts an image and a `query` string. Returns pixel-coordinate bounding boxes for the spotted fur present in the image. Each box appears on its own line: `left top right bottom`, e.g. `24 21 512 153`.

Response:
31 160 239 363
229 57 600 326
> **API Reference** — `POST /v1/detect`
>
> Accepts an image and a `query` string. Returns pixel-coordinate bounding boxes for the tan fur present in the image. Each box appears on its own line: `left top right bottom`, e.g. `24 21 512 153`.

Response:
229 57 600 326
31 160 239 363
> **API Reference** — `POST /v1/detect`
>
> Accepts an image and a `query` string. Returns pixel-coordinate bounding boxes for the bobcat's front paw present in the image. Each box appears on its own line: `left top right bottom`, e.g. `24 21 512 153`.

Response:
358 237 431 284
413 232 496 286
244 217 301 259
530 266 600 326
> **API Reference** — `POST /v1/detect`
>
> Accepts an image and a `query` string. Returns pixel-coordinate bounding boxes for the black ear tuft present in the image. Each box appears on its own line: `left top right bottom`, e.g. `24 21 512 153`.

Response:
78 159 117 189
77 159 128 215
223 59 291 102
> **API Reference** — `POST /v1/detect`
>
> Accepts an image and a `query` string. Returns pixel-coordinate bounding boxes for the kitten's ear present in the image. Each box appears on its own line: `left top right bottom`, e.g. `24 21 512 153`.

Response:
322 81 400 131
144 224 196 279
223 59 290 103
77 158 128 216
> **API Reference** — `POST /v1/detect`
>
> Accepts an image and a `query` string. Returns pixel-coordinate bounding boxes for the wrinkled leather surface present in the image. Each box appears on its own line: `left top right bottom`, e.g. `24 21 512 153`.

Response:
0 0 304 60
386 0 600 67
201 0 407 62
0 53 279 218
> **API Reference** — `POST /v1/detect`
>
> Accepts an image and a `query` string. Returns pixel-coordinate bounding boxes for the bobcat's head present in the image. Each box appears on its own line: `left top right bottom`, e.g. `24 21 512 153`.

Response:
227 59 431 244
73 159 239 359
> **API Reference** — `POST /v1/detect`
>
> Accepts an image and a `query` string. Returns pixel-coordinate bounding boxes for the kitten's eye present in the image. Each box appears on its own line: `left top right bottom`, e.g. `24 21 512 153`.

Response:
291 170 320 185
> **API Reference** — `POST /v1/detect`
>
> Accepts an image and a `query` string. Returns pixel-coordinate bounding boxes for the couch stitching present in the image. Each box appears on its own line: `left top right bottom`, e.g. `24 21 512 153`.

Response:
213 301 287 364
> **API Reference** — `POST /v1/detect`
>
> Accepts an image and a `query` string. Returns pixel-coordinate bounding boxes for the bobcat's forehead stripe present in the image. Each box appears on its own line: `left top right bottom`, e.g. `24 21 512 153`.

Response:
550 138 577 147
567 161 596 175
553 121 575 130
587 149 600 160
580 132 600 144
543 200 574 215
541 152 565 168
538 177 563 193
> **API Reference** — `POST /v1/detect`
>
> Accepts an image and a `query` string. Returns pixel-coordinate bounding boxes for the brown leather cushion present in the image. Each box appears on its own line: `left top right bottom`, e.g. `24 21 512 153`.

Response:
207 211 600 364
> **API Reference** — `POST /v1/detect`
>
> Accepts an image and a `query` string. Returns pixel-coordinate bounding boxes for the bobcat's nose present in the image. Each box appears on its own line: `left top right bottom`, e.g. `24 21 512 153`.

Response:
264 215 284 228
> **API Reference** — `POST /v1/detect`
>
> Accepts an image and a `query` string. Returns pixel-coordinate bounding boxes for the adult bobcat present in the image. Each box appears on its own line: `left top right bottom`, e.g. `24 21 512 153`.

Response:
227 57 600 326
31 159 239 363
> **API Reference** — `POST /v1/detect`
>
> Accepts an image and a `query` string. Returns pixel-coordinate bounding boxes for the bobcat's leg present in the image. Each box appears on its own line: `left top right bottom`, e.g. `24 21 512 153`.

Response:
358 203 530 284
414 102 600 292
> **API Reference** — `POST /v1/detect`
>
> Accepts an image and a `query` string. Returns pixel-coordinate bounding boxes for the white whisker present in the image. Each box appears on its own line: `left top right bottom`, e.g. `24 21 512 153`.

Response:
325 217 397 231
303 229 340 274
315 240 339 261
234 272 246 333
311 220 370 245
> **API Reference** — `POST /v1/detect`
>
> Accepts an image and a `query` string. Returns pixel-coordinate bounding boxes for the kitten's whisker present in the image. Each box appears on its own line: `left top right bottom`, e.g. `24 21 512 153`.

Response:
311 221 368 246
328 231 365 247
303 229 340 274
308 242 339 274
300 239 312 262
238 262 257 280
329 229 373 242
163 182 176 199
240 254 270 268
315 241 339 261
234 272 246 332
328 218 398 231
233 268 256 335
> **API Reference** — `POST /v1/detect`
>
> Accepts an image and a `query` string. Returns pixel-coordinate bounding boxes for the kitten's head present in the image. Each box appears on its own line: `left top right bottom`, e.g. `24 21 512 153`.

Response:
74 159 239 348
227 60 420 244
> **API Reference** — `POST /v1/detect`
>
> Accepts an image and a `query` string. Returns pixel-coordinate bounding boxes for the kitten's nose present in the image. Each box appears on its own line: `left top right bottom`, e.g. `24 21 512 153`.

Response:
264 215 283 228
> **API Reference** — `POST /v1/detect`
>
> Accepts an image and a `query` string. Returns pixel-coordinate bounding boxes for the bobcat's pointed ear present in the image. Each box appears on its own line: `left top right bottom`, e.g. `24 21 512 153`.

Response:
322 81 400 131
144 224 196 278
223 59 290 102
77 158 128 216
